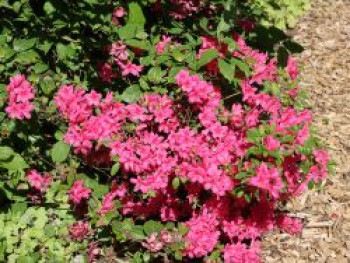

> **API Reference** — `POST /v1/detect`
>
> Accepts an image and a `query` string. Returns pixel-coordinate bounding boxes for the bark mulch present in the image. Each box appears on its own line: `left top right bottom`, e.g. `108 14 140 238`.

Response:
262 0 350 262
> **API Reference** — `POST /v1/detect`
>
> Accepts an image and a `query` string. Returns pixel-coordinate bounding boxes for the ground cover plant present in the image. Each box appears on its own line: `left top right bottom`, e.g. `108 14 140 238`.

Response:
0 0 333 262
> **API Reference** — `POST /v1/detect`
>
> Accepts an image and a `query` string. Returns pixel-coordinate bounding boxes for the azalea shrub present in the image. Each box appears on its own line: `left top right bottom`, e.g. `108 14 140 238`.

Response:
0 0 332 262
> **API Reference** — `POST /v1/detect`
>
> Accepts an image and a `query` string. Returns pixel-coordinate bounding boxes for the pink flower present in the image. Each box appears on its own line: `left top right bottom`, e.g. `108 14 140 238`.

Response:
156 35 172 54
276 215 303 235
184 211 219 258
5 74 35 120
296 124 309 145
160 230 172 243
223 242 261 263
27 170 51 192
142 233 164 252
87 242 99 263
286 56 299 80
68 221 92 242
85 90 102 106
314 150 329 168
119 61 143 77
288 87 299 97
98 190 118 215
68 180 91 205
110 41 129 62
263 135 280 151
113 7 126 18
250 163 283 199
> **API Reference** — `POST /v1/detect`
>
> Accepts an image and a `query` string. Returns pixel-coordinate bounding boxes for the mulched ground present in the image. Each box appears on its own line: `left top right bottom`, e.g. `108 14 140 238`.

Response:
262 0 350 262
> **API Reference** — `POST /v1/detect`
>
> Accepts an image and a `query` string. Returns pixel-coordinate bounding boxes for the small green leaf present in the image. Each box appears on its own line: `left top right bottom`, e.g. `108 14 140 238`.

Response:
111 162 120 176
56 43 76 61
51 141 70 163
43 1 55 15
178 223 189 236
172 177 180 189
0 146 14 161
128 2 146 28
197 49 218 68
143 220 163 236
15 50 39 64
121 85 141 103
118 24 138 40
218 59 235 81
40 77 56 95
13 38 37 52
1 154 28 171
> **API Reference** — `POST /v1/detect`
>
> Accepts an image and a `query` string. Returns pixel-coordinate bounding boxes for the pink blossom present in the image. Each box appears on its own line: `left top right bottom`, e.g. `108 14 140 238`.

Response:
296 124 309 145
110 41 129 62
276 215 303 235
85 90 102 106
98 190 118 215
223 242 261 263
87 242 99 263
27 170 51 192
250 163 283 199
5 74 35 120
113 7 126 18
286 56 299 80
68 221 92 242
156 35 172 54
314 150 329 168
68 180 91 205
119 61 143 77
263 135 280 151
184 211 219 258
142 233 164 252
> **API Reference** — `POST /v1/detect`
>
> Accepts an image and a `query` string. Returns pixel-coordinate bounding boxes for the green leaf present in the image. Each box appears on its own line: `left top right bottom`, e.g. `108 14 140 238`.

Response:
1 154 28 171
218 59 235 81
231 58 250 76
40 77 56 95
147 67 166 84
235 172 248 180
131 225 146 240
125 39 150 51
13 38 37 52
178 223 189 236
197 49 219 68
0 146 14 161
111 162 120 176
33 63 48 74
143 220 163 236
118 24 138 40
172 177 180 189
43 1 55 15
128 2 146 28
51 141 70 163
56 43 76 61
121 85 141 103
0 45 15 61
15 50 39 64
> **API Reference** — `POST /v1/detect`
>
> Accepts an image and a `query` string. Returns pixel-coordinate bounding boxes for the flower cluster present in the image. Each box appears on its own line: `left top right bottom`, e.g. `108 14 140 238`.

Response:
98 40 143 82
27 170 51 193
55 56 329 260
5 74 35 120
68 221 92 242
26 170 52 203
68 180 92 205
